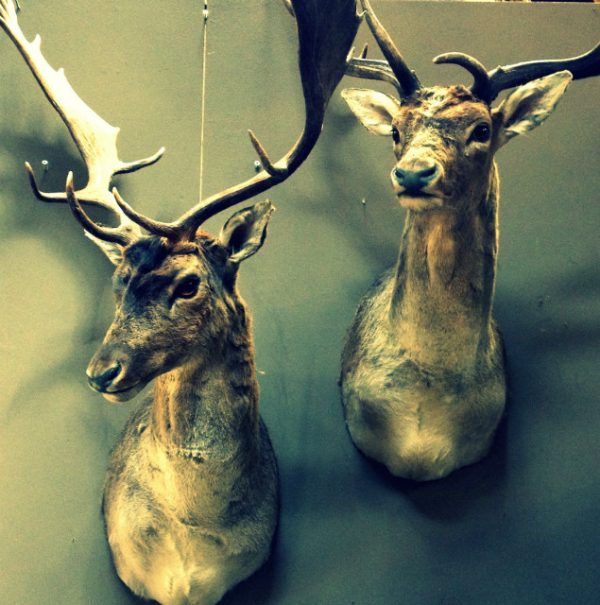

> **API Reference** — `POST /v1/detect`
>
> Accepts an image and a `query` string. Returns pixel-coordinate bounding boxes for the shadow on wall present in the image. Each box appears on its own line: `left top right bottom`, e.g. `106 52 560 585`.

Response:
308 105 402 270
0 126 139 433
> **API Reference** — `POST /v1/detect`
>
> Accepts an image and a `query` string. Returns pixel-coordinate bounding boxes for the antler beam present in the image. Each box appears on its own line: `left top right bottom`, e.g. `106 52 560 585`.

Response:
435 43 600 103
114 0 361 242
357 0 420 98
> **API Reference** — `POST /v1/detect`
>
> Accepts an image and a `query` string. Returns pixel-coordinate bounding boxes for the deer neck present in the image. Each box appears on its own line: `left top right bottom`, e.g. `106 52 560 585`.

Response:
390 164 500 370
151 300 260 463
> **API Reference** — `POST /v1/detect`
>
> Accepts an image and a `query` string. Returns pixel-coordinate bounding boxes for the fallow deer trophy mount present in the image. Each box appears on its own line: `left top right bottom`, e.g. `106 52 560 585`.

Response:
0 0 359 603
340 0 600 481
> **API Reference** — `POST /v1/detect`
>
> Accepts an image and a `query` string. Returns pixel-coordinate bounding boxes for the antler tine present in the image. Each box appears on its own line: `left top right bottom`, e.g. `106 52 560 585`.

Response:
168 0 361 240
345 47 403 92
112 188 181 240
282 0 295 18
433 52 491 102
359 0 420 99
486 42 600 103
65 173 132 247
1 0 165 246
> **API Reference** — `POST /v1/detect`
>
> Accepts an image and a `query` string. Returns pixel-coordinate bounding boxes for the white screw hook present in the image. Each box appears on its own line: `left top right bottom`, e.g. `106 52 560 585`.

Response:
40 159 49 183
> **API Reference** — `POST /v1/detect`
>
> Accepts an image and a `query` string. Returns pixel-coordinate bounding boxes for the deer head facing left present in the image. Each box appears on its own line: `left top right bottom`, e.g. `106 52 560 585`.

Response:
343 0 599 214
1 0 360 403
87 203 273 403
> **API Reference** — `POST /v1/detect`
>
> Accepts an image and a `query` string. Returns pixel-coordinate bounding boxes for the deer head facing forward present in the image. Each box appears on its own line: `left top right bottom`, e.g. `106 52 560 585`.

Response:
344 77 570 213
343 0 599 214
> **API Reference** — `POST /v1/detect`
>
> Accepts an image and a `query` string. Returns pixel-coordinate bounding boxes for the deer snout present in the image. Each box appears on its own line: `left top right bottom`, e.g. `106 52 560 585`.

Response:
393 160 440 194
86 343 147 402
87 358 124 393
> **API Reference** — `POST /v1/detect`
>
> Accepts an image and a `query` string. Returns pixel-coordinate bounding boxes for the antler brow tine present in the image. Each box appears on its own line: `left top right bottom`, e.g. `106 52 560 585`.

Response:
433 52 491 102
65 173 132 247
112 188 181 241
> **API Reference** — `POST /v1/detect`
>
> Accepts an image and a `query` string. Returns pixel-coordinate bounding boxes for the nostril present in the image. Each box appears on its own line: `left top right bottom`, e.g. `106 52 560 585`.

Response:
104 363 121 382
394 167 407 184
419 164 437 179
88 362 122 392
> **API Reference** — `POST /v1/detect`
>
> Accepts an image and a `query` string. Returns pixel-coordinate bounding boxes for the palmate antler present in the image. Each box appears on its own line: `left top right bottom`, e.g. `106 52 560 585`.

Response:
116 0 361 242
0 0 164 248
346 0 600 105
2 0 360 252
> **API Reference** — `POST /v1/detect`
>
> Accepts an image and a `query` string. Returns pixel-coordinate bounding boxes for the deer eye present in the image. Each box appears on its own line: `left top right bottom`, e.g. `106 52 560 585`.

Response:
174 276 200 300
391 126 400 144
469 123 491 144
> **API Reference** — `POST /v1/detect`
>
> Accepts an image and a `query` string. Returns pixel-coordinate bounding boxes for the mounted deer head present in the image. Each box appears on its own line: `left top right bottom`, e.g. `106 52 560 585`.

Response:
343 0 599 213
339 0 599 481
1 0 359 400
1 0 359 603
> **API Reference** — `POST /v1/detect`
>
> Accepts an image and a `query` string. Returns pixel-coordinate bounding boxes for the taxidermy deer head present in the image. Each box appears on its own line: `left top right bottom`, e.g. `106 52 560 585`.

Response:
1 1 360 603
339 0 599 481
0 0 359 402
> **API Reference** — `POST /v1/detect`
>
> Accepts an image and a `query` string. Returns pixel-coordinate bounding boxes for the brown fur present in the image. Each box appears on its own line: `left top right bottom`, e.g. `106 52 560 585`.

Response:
95 206 278 605
341 69 572 479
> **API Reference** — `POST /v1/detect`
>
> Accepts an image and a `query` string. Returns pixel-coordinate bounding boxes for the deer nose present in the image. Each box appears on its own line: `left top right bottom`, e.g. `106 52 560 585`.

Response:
394 162 439 192
87 361 122 393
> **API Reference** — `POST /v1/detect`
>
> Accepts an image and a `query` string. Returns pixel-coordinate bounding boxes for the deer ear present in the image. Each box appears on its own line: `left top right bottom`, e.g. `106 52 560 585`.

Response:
493 70 573 148
341 88 400 136
219 200 275 266
84 232 123 265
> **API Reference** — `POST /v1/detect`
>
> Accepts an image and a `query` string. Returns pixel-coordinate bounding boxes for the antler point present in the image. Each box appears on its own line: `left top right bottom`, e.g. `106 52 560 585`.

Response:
346 46 356 63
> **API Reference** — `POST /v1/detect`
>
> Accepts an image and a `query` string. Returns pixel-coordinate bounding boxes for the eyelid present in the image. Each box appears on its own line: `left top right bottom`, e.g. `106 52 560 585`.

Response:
174 274 200 289
468 121 491 143
172 274 201 301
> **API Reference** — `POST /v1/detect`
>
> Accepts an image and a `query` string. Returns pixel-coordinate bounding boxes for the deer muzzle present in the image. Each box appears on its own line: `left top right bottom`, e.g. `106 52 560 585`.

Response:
392 160 441 195
86 344 145 403
390 155 446 211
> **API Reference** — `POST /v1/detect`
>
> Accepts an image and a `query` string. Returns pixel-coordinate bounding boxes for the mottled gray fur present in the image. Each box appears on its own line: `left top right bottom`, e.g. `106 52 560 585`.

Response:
95 203 279 604
341 72 572 480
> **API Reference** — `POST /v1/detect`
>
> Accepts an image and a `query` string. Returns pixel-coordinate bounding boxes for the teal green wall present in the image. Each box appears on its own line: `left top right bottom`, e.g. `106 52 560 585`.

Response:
0 2 599 604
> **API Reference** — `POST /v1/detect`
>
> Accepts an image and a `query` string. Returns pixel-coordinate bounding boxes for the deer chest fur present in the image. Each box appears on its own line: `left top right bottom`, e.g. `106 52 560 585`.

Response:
102 398 278 605
341 267 506 481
